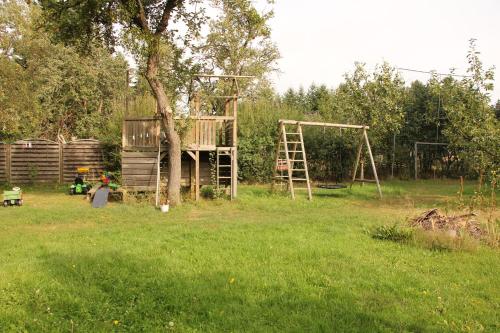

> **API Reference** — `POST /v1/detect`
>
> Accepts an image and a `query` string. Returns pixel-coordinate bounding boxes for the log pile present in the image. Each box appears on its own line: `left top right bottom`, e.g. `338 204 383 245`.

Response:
410 209 483 238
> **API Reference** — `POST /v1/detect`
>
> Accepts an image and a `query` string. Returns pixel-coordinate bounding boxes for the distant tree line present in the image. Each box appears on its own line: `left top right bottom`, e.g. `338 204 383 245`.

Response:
237 43 499 182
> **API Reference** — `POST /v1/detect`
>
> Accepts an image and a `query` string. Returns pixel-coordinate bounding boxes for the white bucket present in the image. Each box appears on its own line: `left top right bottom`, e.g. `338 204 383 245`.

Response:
160 204 170 213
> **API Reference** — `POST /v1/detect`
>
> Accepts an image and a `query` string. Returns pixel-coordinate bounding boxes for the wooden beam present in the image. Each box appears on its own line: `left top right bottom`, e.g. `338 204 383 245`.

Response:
58 142 63 184
155 143 161 208
281 123 295 200
195 150 200 201
415 141 448 146
414 142 418 180
363 130 382 199
351 132 364 186
194 74 255 79
232 148 237 199
279 119 369 130
298 124 312 200
6 144 11 184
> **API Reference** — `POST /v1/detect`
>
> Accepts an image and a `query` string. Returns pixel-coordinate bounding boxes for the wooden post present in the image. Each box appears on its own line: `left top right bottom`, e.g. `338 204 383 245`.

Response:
363 130 382 198
289 124 299 172
414 142 418 180
360 159 365 187
281 122 295 199
6 144 11 184
232 95 238 198
216 148 220 191
224 99 230 116
125 69 130 118
187 151 196 199
155 143 161 207
231 148 237 199
194 93 200 116
297 124 312 200
351 131 364 186
195 150 200 201
58 142 64 184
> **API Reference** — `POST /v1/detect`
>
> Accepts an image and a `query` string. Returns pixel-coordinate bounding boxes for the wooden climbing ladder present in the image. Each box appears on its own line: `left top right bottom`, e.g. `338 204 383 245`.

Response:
272 121 312 200
272 119 382 200
216 147 235 200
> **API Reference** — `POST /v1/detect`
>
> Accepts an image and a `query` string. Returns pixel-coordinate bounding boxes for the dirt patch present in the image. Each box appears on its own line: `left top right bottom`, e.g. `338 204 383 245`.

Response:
410 208 483 239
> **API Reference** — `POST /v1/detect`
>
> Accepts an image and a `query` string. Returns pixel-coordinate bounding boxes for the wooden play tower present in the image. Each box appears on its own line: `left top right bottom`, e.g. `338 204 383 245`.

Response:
121 74 252 200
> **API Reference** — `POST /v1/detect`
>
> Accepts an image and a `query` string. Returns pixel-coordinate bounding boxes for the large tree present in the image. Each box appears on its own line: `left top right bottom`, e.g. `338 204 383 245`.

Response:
438 40 499 175
0 1 127 141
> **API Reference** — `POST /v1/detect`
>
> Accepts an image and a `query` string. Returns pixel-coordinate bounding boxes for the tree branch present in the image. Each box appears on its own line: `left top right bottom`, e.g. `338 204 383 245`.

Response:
119 0 150 32
155 0 183 35
135 0 150 32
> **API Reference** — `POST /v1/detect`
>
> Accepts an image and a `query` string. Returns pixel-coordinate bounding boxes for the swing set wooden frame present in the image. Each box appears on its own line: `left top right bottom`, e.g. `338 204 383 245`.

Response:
272 119 382 200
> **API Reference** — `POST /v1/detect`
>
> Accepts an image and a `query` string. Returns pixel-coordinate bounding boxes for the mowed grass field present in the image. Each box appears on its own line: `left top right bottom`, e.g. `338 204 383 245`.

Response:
0 180 498 332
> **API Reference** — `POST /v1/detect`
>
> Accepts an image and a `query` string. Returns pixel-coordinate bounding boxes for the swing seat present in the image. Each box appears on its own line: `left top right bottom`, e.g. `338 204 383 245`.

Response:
317 184 347 190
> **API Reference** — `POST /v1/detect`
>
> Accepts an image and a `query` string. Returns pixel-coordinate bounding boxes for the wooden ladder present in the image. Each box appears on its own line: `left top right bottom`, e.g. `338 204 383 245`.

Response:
273 122 312 200
216 148 234 199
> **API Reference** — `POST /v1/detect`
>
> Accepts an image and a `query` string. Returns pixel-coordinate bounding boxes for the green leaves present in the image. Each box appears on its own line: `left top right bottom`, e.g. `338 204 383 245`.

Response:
0 1 128 141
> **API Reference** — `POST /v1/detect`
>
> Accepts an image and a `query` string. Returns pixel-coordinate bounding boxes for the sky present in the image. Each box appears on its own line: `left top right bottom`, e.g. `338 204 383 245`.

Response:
263 0 500 102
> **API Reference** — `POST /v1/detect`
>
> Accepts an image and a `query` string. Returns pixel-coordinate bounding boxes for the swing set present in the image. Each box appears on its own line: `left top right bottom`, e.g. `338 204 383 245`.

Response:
272 119 382 200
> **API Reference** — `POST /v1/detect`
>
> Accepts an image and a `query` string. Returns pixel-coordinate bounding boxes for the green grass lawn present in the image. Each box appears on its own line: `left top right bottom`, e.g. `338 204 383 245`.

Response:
0 180 498 332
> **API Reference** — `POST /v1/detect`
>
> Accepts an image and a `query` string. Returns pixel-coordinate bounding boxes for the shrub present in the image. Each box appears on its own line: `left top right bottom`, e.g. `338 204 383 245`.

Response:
369 224 413 242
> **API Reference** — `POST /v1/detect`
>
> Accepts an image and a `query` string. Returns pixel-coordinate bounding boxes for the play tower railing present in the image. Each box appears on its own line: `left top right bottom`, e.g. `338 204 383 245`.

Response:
122 116 235 151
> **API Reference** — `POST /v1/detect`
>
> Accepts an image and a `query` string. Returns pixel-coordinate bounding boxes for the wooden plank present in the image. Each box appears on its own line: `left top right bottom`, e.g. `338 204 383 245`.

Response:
298 124 312 200
122 175 157 181
279 119 368 130
122 151 158 158
195 150 200 201
282 123 295 200
6 144 11 183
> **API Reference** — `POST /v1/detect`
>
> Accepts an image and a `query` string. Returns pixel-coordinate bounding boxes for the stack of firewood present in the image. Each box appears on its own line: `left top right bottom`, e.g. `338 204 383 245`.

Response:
410 209 483 238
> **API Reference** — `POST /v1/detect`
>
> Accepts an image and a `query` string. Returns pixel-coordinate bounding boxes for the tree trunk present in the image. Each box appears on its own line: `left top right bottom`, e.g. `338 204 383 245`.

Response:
145 37 182 206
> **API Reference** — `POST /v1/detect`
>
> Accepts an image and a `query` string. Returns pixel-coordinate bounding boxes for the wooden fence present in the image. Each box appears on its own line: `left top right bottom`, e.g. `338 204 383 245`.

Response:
0 139 105 184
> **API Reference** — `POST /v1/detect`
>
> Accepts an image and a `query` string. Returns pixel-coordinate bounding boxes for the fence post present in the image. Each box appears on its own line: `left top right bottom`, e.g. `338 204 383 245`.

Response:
6 144 11 184
59 142 64 184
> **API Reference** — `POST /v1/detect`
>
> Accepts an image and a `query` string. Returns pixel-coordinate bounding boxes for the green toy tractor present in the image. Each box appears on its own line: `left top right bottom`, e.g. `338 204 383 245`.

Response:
69 167 92 195
3 187 23 207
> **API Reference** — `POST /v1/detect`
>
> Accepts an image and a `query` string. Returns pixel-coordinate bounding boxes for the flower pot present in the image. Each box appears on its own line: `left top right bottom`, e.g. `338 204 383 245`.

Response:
160 204 170 213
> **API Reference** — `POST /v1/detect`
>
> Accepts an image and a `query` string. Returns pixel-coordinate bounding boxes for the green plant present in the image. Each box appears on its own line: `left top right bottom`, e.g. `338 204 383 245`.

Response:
369 224 413 242
200 185 216 199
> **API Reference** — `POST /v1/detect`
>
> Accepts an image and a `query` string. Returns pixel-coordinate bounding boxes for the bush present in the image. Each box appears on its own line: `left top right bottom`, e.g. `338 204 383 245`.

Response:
369 224 413 242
